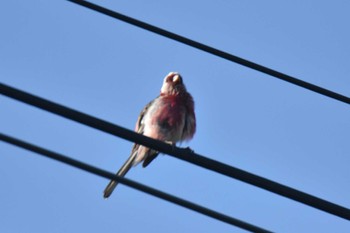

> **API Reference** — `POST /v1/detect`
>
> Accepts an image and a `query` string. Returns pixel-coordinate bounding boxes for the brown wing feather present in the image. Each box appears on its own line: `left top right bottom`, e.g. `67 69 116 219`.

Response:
103 98 158 198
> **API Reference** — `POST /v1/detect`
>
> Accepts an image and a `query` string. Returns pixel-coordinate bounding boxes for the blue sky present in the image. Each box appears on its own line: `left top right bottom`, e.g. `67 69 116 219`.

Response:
1 1 350 232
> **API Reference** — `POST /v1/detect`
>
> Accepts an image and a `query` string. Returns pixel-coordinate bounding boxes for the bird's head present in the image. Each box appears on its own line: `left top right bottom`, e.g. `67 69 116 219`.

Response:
160 72 187 96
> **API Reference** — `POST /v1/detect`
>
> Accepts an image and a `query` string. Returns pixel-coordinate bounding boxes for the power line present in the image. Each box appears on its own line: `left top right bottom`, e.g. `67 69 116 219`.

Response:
66 0 350 105
0 133 272 233
1 82 349 221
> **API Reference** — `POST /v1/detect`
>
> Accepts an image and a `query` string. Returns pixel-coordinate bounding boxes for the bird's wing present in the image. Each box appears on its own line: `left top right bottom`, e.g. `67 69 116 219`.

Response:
134 97 157 133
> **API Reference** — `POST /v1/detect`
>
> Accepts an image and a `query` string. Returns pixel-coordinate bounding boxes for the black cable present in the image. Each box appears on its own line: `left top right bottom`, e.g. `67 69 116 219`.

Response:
66 0 350 105
1 82 349 221
0 133 272 233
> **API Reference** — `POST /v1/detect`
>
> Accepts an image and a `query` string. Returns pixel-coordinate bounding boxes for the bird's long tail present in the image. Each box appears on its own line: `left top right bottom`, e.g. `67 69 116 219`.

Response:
103 152 137 199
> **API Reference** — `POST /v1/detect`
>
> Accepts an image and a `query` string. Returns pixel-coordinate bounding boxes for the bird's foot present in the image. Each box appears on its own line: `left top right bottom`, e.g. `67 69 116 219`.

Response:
165 141 176 151
164 141 194 154
164 140 175 146
184 146 194 154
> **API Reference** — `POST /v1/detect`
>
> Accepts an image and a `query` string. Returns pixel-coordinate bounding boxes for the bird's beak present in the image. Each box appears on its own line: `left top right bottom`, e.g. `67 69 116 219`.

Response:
173 74 180 83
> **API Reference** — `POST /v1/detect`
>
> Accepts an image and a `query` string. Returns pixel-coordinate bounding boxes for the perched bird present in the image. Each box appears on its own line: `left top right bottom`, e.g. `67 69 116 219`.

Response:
103 72 196 198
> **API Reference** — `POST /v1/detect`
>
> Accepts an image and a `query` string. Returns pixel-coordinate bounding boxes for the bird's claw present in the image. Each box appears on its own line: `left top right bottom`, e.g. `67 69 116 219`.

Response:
164 141 194 154
184 146 194 154
165 140 176 151
164 140 175 146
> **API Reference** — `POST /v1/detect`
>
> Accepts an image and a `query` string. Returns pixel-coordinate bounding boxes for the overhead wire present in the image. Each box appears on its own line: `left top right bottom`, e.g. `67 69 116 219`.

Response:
2 1 349 230
66 0 350 105
1 82 349 221
0 133 272 233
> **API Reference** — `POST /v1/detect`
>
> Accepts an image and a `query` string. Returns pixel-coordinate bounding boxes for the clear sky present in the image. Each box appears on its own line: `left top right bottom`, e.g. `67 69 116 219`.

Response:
1 1 350 232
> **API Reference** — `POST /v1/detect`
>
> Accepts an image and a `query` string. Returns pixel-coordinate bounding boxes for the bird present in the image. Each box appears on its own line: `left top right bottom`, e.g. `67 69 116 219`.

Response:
103 72 196 198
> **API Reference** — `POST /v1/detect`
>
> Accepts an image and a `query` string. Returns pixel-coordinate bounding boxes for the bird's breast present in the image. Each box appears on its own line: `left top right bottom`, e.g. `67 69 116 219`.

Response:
143 95 186 141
